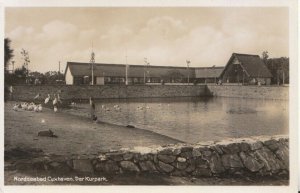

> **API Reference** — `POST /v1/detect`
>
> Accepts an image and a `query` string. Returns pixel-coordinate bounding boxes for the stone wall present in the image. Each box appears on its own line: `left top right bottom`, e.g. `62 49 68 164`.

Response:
207 85 289 100
12 135 289 177
11 85 208 101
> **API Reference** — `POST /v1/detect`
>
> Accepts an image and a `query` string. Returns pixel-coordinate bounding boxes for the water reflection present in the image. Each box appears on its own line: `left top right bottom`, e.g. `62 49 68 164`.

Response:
80 97 288 143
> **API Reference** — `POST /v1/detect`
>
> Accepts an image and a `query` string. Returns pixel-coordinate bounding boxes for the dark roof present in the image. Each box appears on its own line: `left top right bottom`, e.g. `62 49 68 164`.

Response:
195 67 224 78
220 53 273 78
65 62 195 78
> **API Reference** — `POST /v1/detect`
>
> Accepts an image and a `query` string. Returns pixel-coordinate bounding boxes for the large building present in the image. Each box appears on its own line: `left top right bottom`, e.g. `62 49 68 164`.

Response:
219 53 273 85
64 62 222 85
64 53 272 86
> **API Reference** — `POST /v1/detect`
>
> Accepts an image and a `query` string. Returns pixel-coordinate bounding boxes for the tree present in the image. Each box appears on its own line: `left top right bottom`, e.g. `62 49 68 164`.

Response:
4 38 14 72
261 51 269 64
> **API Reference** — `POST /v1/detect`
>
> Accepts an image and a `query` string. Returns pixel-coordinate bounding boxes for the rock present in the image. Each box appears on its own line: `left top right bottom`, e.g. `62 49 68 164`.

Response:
240 142 250 152
123 153 134 161
73 159 94 173
263 139 280 151
173 148 181 155
177 157 186 162
174 161 188 170
210 145 223 155
202 150 212 158
221 143 240 154
254 147 281 172
192 149 202 157
103 160 119 173
153 154 158 163
185 160 196 173
158 161 174 173
157 154 176 163
158 148 173 155
195 158 208 168
221 154 243 169
107 152 124 162
181 146 193 152
95 162 106 172
192 168 212 177
208 153 225 174
249 141 263 151
239 152 264 172
139 161 156 172
120 161 140 172
180 151 193 159
275 145 289 169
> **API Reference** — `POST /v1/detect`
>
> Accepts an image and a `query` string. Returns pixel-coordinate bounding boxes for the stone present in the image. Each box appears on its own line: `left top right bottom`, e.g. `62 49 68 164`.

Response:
202 150 212 158
240 142 251 152
221 154 243 169
104 160 119 173
95 162 106 172
192 149 202 157
107 152 124 162
174 161 188 170
185 160 196 173
158 161 174 173
192 168 212 177
158 148 173 155
177 157 186 162
263 139 280 151
133 153 142 163
73 159 94 173
208 153 225 174
139 161 156 172
173 148 181 155
254 147 281 172
120 161 140 172
275 145 289 170
180 151 193 159
153 154 158 163
123 153 134 161
210 145 223 155
221 143 240 154
249 141 263 151
181 146 193 152
239 152 264 172
157 154 176 163
195 157 208 168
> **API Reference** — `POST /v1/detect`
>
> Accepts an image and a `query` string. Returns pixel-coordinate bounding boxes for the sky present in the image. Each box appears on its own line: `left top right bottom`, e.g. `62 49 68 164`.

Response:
5 7 289 73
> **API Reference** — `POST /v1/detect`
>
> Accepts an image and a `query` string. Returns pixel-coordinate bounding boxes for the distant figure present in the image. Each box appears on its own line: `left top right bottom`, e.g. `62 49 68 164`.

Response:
90 97 97 121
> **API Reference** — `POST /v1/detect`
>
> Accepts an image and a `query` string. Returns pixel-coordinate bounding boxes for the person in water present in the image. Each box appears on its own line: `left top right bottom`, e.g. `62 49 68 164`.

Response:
89 97 97 121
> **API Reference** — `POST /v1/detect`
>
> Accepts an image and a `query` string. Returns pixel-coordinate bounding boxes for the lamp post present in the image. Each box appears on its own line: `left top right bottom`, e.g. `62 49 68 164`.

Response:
186 60 191 85
90 50 95 85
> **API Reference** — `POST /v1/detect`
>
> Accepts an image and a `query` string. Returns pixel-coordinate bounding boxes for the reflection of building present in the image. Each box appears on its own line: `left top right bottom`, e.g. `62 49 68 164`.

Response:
219 53 272 85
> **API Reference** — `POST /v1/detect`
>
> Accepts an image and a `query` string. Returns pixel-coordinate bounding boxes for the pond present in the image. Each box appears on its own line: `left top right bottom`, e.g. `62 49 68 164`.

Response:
71 97 288 143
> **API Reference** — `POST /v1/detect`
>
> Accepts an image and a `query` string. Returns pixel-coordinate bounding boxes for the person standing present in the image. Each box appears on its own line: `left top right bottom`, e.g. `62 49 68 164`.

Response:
90 97 97 121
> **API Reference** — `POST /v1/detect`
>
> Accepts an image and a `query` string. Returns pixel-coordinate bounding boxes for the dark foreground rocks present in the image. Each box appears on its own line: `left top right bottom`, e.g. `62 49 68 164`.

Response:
4 135 289 185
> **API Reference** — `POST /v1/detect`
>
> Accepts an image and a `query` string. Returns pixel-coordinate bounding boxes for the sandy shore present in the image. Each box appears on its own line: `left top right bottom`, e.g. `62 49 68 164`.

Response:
5 102 182 157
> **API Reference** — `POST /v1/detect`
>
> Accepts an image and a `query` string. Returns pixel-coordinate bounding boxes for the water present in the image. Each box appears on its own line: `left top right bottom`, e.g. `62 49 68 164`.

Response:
74 97 288 143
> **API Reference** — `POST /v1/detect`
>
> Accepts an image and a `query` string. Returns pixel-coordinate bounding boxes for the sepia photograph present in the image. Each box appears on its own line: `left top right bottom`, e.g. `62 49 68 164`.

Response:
1 2 297 192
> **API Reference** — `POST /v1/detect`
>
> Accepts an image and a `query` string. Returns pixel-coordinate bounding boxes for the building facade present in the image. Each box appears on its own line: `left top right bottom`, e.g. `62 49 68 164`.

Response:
219 53 273 85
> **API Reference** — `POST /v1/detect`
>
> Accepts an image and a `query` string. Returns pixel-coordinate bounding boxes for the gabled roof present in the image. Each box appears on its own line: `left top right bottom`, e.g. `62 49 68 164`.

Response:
65 62 195 78
195 67 224 78
220 53 273 78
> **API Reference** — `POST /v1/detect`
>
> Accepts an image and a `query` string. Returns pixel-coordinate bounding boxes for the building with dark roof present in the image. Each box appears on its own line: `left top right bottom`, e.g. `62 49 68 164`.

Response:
195 66 224 84
65 62 197 85
219 53 273 85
